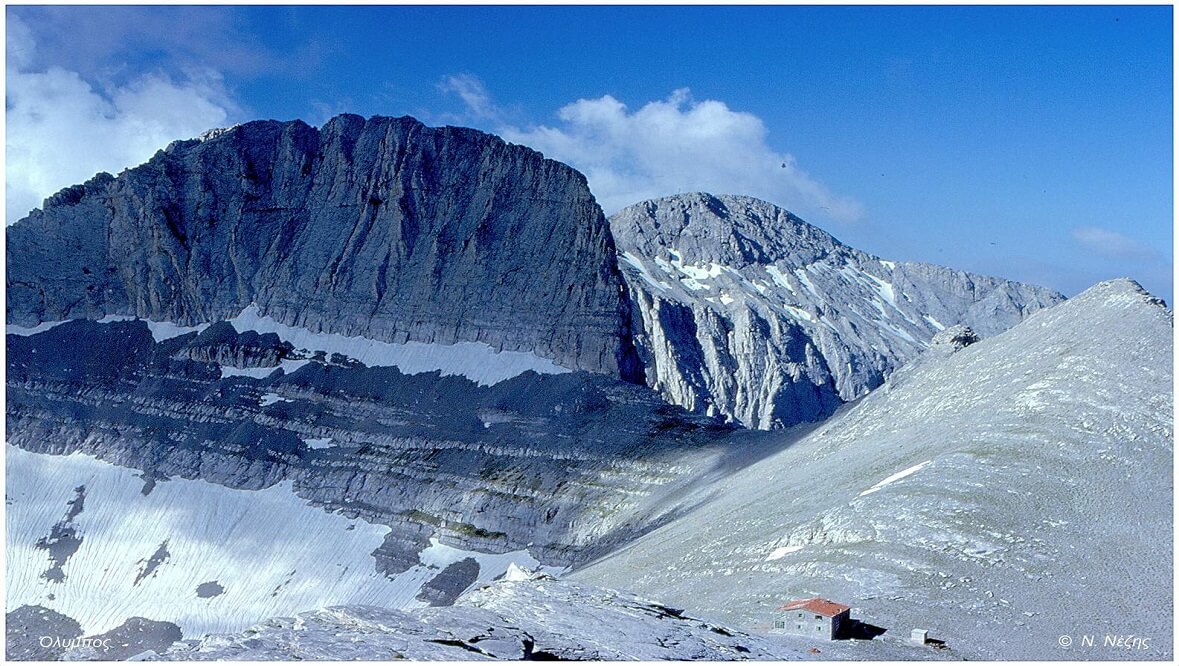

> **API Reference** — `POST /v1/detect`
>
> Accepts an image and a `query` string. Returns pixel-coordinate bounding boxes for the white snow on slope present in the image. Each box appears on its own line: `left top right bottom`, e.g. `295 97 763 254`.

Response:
7 317 205 342
219 360 311 379
858 460 932 497
227 305 569 386
620 252 672 292
419 538 563 581
923 314 946 331
764 545 804 561
259 393 292 407
144 320 208 341
5 445 548 638
96 315 207 342
6 320 68 336
8 306 569 386
764 265 795 292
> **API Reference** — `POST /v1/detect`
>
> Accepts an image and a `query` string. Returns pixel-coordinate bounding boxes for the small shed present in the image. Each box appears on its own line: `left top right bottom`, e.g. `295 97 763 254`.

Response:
910 628 928 646
772 598 851 640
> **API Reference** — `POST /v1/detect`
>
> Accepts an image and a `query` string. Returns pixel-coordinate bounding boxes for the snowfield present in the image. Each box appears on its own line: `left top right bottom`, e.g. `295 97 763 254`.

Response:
226 305 570 386
5 445 552 638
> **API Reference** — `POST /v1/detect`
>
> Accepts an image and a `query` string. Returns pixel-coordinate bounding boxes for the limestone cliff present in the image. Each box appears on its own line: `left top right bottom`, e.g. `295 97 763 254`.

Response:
611 193 1064 428
6 115 642 380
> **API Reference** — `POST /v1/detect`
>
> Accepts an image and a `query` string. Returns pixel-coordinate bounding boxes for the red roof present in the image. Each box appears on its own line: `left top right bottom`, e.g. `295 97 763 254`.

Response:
779 598 851 617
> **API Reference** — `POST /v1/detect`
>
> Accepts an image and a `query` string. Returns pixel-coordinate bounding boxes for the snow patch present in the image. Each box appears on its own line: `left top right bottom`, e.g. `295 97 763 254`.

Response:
4 446 444 637
782 305 816 324
923 314 947 331
6 320 68 336
9 317 206 342
417 538 560 584
859 460 933 497
503 562 533 582
793 268 818 296
228 305 569 386
764 265 795 293
764 545 804 561
259 393 292 407
143 320 208 342
620 252 672 292
220 359 311 380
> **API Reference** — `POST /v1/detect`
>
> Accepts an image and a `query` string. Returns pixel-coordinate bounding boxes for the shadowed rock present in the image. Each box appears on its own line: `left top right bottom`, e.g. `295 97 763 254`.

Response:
417 558 481 606
5 605 82 661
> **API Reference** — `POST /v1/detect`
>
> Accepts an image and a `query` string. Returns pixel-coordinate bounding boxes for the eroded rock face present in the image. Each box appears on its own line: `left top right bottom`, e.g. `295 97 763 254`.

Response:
6 319 734 574
610 193 1064 429
6 115 642 380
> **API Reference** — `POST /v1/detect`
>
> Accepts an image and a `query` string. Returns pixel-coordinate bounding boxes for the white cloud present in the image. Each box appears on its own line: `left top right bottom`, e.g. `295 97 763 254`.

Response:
437 74 496 120
1071 226 1159 262
5 15 237 224
495 88 864 222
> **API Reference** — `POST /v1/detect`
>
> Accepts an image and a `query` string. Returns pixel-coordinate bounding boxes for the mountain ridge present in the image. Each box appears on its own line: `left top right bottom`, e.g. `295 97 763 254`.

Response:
573 277 1173 660
611 192 1064 428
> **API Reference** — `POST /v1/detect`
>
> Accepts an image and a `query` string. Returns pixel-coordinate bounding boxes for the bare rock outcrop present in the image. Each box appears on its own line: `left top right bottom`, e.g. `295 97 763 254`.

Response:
7 115 642 380
610 193 1064 428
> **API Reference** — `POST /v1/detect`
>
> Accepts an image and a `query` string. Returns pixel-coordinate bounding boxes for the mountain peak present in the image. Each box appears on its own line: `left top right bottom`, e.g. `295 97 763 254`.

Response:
608 193 1064 429
7 113 640 379
610 192 846 269
1071 277 1170 312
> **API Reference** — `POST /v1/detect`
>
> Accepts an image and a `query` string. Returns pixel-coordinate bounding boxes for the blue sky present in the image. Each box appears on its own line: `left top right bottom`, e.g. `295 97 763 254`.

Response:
6 4 1173 303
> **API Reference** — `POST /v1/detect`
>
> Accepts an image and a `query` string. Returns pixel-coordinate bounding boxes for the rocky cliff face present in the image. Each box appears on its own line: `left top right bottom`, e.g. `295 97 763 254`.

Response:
6 320 732 573
6 115 642 380
6 318 752 639
611 193 1064 429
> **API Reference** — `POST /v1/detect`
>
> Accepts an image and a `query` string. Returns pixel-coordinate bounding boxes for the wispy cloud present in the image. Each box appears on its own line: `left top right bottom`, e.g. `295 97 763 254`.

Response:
437 74 497 120
5 13 240 224
1071 226 1161 262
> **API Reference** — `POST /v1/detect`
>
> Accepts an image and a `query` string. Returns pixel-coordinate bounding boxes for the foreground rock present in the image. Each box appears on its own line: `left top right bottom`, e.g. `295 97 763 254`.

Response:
148 574 803 661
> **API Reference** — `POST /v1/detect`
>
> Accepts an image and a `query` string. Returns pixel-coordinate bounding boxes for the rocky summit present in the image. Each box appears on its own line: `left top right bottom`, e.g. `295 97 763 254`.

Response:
611 193 1063 428
6 114 642 380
